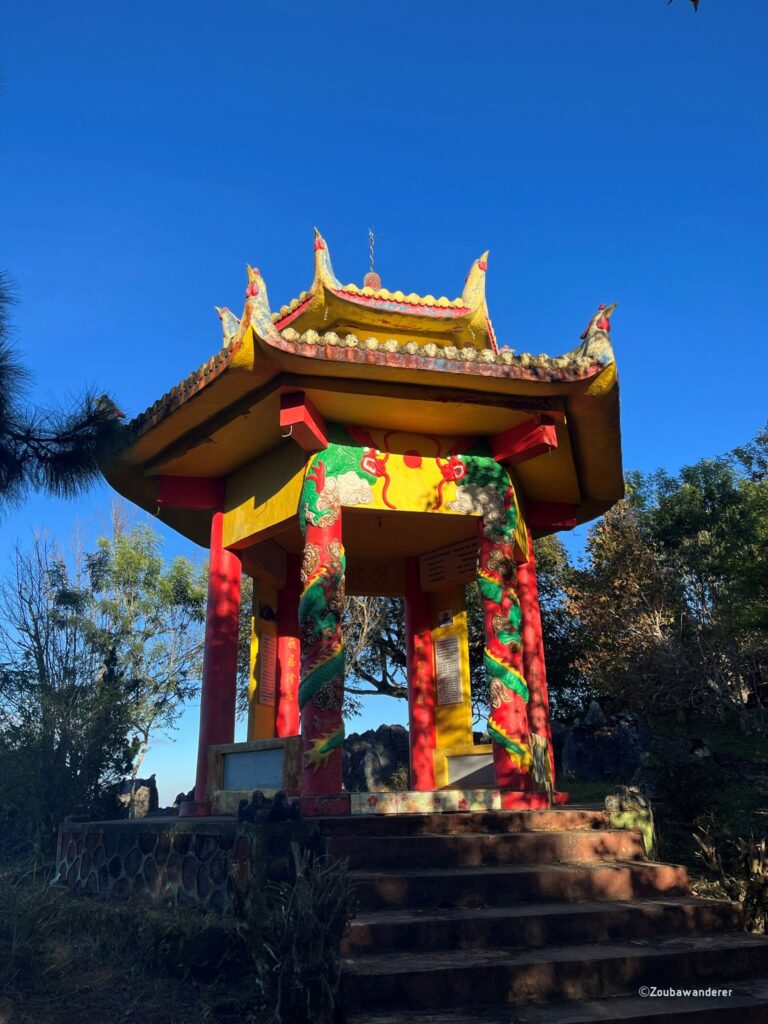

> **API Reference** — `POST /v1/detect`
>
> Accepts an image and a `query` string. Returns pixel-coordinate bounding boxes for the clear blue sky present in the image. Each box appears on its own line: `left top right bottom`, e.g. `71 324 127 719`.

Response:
1 1 766 802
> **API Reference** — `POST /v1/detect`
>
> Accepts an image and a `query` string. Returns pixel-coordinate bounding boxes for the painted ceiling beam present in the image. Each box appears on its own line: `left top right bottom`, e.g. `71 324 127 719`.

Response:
280 391 328 452
490 415 559 465
156 475 225 510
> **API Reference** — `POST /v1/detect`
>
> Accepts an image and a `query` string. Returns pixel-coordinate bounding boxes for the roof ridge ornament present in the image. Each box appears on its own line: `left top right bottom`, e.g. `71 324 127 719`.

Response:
571 302 617 366
237 265 279 342
579 302 616 340
313 228 341 291
461 250 490 308
215 306 241 349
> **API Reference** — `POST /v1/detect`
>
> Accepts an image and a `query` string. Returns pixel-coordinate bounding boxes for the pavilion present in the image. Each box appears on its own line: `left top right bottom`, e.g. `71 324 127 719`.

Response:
102 231 622 816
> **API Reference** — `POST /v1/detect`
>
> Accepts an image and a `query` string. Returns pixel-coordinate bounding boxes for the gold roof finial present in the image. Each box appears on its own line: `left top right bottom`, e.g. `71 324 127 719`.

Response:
364 227 381 290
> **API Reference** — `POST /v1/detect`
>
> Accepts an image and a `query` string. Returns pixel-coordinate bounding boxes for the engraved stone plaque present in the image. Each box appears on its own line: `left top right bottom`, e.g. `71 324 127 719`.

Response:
435 632 463 706
258 632 277 706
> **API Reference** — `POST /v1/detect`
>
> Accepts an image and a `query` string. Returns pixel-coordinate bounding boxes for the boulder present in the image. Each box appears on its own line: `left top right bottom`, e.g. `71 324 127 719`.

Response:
583 700 607 728
550 719 569 772
344 724 410 792
561 708 652 782
117 774 159 819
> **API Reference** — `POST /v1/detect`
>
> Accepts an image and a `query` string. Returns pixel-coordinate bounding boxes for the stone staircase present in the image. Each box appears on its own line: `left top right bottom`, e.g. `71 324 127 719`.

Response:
316 807 768 1023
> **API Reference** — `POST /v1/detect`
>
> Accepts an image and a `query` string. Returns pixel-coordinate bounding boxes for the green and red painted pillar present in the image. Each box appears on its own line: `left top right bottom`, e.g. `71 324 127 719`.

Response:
517 530 556 790
478 530 534 791
298 515 347 809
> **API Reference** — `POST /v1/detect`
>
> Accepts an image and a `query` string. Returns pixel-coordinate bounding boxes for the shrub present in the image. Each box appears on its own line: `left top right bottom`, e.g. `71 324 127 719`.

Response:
236 842 357 1024
694 827 768 933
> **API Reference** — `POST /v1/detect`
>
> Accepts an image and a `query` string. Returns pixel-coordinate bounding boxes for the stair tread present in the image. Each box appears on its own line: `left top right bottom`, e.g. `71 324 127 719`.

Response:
345 977 768 1023
350 860 680 879
336 829 640 840
319 809 608 831
349 895 739 928
342 932 768 975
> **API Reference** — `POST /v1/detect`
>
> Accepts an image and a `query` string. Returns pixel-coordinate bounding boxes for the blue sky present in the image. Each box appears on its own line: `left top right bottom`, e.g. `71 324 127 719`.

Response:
1 1 766 802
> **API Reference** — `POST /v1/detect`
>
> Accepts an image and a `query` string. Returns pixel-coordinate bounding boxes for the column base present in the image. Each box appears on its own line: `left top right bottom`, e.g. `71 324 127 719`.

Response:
300 793 351 817
500 789 569 810
179 799 212 818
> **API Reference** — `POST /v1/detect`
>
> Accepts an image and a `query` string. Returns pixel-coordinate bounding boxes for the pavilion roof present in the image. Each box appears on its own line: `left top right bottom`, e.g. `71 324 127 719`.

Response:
107 231 623 544
130 230 616 434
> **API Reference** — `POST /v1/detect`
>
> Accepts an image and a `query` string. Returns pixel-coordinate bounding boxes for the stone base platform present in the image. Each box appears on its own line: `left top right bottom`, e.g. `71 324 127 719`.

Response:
55 815 322 912
302 788 569 817
55 796 568 910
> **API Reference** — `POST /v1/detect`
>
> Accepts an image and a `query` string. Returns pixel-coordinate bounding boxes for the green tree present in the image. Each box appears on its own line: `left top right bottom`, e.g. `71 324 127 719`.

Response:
568 427 768 725
83 508 209 781
566 492 691 715
0 513 207 845
0 272 123 512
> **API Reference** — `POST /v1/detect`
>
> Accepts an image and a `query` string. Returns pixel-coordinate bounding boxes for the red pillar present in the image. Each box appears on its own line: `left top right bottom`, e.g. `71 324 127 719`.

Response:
405 557 436 791
517 530 556 790
275 555 301 737
181 511 242 817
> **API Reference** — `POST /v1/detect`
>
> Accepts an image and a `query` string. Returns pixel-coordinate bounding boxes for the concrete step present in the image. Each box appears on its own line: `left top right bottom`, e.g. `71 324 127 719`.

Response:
341 897 744 955
330 829 645 869
319 807 608 838
345 976 768 1023
341 933 768 1012
351 861 690 911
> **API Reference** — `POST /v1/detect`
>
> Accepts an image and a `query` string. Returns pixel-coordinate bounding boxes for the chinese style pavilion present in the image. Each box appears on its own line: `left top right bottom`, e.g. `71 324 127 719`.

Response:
102 231 623 817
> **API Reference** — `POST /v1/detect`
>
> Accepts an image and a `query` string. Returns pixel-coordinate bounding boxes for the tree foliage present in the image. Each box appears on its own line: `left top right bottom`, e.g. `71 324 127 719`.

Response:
0 513 207 847
569 427 768 724
0 271 124 512
343 596 406 715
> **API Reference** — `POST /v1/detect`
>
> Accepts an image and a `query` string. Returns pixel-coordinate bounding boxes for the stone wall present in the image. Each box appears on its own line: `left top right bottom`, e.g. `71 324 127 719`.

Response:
55 818 323 912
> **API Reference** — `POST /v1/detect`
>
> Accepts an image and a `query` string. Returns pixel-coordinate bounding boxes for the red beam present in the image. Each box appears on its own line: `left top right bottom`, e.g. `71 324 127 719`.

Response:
157 476 225 510
526 501 578 531
280 392 328 452
490 416 558 465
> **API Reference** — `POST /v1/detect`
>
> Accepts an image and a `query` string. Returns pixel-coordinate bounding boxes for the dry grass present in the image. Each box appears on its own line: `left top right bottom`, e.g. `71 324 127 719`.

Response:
0 846 356 1024
0 864 254 1024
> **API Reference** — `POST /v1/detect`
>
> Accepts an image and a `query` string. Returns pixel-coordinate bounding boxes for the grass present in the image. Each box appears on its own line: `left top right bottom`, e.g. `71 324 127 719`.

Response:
0 845 356 1024
0 864 254 1024
564 780 613 805
647 712 768 762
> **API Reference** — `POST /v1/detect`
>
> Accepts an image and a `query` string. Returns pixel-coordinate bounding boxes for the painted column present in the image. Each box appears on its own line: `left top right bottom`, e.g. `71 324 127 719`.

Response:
477 526 533 790
276 554 301 737
182 511 242 816
247 579 278 741
298 515 346 798
517 530 556 791
405 557 437 791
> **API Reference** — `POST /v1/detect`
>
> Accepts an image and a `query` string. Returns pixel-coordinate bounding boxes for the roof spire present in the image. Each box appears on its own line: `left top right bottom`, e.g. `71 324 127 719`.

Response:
363 227 381 290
